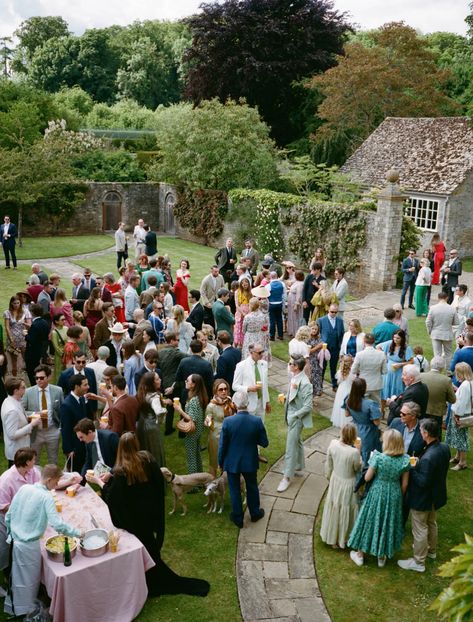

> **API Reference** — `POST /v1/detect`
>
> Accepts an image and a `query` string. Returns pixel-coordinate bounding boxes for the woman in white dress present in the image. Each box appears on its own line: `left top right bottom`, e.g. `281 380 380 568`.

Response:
320 423 362 548
288 326 311 377
331 355 354 427
167 305 195 353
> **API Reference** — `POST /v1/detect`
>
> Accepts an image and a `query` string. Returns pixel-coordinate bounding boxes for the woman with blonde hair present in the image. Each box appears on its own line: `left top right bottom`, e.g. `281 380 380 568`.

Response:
196 331 219 372
331 354 354 427
205 379 236 476
348 428 410 568
234 277 252 348
340 319 364 357
310 280 338 322
288 326 311 361
320 423 362 549
414 258 432 317
167 304 195 353
446 362 472 470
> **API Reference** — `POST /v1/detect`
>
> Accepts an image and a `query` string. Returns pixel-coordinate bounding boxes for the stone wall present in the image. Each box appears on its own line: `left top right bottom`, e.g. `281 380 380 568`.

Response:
23 182 161 236
443 175 473 255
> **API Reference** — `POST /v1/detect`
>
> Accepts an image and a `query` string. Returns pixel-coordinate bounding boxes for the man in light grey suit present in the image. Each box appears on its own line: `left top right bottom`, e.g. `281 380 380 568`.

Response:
240 239 259 274
426 291 459 368
331 267 349 320
277 357 313 493
351 333 387 404
200 265 225 328
22 364 63 465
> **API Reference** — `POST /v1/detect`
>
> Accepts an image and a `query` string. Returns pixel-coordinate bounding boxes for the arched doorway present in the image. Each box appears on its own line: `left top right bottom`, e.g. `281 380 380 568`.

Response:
163 192 176 234
102 191 122 231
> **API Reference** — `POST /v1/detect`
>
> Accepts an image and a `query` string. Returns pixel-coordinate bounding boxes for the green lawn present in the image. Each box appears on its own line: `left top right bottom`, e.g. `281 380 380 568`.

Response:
462 257 473 272
14 235 113 260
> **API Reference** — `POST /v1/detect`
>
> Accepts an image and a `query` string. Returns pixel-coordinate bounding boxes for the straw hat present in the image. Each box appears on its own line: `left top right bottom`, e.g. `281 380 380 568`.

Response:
282 261 295 268
110 322 128 334
251 286 270 299
16 290 32 302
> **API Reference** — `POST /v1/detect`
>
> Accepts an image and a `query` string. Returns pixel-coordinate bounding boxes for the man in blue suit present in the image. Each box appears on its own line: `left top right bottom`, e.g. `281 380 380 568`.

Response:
318 304 345 391
74 418 119 477
389 401 425 457
398 418 450 573
58 352 97 416
215 331 241 388
400 249 419 309
0 215 17 269
218 391 268 528
60 374 91 473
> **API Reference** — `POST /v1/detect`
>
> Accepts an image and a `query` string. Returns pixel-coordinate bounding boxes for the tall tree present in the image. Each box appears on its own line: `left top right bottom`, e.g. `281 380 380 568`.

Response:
310 22 458 164
12 16 69 73
183 0 350 146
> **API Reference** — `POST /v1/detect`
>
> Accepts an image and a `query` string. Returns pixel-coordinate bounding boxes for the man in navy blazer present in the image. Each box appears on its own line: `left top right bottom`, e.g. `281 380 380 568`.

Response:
24 303 50 385
74 418 119 477
215 331 241 388
318 304 345 390
218 391 268 528
399 418 450 573
389 401 425 457
400 249 419 309
58 352 97 416
60 374 91 473
0 215 17 269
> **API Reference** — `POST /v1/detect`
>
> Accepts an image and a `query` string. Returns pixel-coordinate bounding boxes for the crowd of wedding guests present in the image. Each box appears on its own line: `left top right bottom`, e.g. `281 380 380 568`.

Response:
0 220 471 612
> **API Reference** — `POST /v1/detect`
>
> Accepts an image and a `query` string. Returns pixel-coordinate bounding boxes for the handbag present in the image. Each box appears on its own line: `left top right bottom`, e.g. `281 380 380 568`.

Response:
176 417 196 434
455 381 473 428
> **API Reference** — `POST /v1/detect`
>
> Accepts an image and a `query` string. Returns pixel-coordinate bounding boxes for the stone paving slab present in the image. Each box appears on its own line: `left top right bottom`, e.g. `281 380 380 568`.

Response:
291 474 328 516
239 542 288 562
268 510 314 535
259 471 307 499
265 579 318 599
237 560 272 620
288 534 316 579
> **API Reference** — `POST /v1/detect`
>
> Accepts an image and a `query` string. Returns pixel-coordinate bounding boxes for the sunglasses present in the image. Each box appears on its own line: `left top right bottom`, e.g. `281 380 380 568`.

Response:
35 376 47 380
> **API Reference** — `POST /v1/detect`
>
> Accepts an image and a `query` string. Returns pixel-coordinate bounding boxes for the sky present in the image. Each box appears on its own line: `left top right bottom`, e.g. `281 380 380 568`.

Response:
0 0 469 38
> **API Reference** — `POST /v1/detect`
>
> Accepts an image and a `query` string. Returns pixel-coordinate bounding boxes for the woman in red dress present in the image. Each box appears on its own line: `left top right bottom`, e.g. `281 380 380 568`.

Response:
83 287 104 347
104 273 126 324
431 233 446 285
174 259 190 312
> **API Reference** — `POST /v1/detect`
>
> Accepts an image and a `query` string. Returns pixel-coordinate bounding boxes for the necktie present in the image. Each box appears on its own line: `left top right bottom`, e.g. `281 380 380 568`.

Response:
254 362 261 383
41 389 48 429
90 441 99 468
79 396 87 417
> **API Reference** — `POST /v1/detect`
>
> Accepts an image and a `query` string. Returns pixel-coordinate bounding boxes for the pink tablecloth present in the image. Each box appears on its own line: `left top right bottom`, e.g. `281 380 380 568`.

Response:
41 485 155 622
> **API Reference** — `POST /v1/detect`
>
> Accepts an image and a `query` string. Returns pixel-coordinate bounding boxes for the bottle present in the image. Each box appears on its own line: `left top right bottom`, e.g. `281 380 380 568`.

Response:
64 537 71 567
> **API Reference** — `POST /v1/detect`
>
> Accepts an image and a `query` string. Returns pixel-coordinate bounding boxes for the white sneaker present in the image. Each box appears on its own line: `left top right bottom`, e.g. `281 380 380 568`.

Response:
277 477 291 493
397 558 425 572
350 550 364 567
427 552 437 560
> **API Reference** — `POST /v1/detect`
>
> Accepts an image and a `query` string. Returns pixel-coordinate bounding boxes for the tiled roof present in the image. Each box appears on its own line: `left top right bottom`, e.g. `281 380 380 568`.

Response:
340 117 473 194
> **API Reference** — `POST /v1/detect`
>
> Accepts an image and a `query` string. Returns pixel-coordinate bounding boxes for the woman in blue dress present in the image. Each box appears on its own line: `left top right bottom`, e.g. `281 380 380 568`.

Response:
343 378 382 465
378 329 413 407
348 428 410 568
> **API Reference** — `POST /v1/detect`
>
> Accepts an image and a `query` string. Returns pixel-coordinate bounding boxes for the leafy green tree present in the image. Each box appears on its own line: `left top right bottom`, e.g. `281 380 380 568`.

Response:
183 0 350 146
12 16 69 72
53 86 94 118
73 150 146 182
84 100 157 129
310 22 458 163
28 35 81 92
147 99 279 191
0 101 43 148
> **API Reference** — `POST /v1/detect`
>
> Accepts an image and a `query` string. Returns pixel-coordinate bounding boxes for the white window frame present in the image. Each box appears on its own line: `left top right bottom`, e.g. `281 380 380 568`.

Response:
405 196 439 232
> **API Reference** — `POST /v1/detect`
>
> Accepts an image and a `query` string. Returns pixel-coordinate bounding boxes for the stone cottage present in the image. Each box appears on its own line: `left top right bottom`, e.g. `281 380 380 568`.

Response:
340 116 473 255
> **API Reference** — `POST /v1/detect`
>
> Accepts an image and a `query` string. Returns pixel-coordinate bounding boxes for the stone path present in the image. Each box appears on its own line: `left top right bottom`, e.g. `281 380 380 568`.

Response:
236 383 337 622
17 245 116 280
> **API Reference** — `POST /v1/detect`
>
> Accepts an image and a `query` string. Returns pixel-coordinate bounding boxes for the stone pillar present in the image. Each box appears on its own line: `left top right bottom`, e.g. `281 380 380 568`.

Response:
368 169 405 290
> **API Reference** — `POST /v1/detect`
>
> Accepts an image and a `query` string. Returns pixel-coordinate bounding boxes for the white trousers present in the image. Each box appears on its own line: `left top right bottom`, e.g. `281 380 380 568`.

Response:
4 539 41 616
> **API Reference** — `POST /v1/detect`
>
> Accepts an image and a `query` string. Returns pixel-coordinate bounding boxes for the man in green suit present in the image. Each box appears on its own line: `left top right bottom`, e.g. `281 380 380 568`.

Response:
277 357 313 493
421 356 456 437
212 288 235 338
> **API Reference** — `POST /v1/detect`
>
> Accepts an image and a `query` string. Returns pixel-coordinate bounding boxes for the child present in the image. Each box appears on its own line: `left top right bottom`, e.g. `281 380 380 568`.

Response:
412 345 429 373
331 354 354 428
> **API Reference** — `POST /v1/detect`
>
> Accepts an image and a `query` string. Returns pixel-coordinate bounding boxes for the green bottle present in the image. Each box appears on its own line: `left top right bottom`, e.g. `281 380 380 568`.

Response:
64 537 71 567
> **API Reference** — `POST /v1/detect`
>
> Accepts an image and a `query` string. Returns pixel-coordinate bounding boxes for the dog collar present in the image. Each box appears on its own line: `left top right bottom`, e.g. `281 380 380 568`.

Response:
170 473 176 482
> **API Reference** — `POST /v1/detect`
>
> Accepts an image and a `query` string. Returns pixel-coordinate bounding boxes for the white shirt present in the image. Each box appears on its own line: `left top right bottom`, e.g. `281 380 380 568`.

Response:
133 225 146 245
3 223 9 237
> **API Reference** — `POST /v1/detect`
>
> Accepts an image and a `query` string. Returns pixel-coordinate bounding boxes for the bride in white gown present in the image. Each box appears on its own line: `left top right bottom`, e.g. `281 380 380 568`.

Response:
331 355 354 428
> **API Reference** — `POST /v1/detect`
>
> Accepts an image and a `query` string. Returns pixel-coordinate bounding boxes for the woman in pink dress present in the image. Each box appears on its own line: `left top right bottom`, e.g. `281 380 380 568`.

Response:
83 287 104 348
174 259 190 312
234 277 252 347
431 233 446 285
50 288 73 327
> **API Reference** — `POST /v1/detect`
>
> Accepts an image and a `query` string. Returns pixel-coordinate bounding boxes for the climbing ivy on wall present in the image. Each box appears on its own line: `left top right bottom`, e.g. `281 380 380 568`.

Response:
228 188 300 260
284 201 367 272
174 186 228 244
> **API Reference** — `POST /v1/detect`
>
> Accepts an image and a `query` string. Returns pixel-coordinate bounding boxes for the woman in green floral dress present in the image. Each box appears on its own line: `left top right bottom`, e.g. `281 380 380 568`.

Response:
348 429 410 567
173 374 208 474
